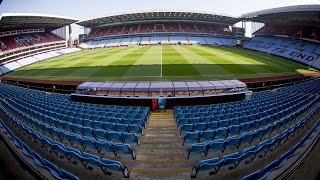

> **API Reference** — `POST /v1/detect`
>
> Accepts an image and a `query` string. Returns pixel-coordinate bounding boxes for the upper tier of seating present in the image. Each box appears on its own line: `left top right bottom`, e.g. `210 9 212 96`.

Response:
0 32 64 53
254 25 320 41
88 23 232 38
244 36 320 69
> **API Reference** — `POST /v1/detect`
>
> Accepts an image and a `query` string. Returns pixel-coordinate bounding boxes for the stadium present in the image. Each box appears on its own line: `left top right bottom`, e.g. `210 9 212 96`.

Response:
0 2 320 180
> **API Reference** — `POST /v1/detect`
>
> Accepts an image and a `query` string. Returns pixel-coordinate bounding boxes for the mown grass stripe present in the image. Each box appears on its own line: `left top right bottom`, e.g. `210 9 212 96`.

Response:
172 46 232 76
188 46 257 75
162 46 200 77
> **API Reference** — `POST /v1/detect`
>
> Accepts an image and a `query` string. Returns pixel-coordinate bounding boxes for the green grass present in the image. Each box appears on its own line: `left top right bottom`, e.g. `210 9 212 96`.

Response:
6 45 318 81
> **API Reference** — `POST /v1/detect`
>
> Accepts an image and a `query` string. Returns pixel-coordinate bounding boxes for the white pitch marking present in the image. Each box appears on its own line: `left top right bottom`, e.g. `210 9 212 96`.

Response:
160 46 163 77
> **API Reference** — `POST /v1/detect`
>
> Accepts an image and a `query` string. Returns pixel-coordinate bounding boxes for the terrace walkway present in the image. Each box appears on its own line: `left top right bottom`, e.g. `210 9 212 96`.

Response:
130 110 191 179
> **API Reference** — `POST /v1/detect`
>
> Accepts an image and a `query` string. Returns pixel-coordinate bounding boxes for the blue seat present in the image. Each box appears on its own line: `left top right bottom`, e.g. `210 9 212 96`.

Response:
230 118 239 126
82 120 91 128
128 124 142 134
82 127 95 138
107 131 124 143
240 132 254 147
205 139 224 156
228 125 240 136
99 158 130 178
212 115 220 121
59 169 80 180
241 170 260 180
224 136 240 152
202 116 212 123
183 132 200 145
31 150 47 168
199 130 215 142
122 133 140 145
51 141 66 158
194 123 207 132
79 136 96 151
186 143 208 159
189 117 201 124
219 120 230 128
64 146 81 164
43 159 79 180
221 152 241 170
113 143 136 159
214 127 228 139
256 140 272 158
91 121 104 130
180 124 194 134
191 157 223 178
257 160 279 179
92 129 107 141
70 124 82 136
253 128 265 142
95 140 116 156
81 152 100 169
207 122 219 130
22 142 33 158
102 123 116 131
239 146 257 164
240 122 251 134
115 124 129 133
66 134 82 148
251 120 260 130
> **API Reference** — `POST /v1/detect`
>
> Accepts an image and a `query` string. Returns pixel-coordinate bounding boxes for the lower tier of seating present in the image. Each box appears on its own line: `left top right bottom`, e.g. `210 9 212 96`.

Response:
79 36 236 49
0 48 81 75
0 118 79 180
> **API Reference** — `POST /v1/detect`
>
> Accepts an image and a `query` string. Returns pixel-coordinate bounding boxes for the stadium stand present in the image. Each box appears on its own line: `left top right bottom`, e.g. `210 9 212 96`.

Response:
174 78 320 178
1 7 320 180
0 83 150 178
0 13 81 76
0 48 81 75
244 36 320 69
0 78 319 179
0 32 64 52
0 117 79 180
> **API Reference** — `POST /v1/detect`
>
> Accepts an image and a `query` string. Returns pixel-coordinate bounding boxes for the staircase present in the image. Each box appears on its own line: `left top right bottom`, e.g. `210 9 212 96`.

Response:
130 110 190 180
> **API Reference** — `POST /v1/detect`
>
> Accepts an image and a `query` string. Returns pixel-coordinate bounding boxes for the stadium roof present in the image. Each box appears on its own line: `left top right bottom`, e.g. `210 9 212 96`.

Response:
0 13 79 31
77 10 238 28
241 5 320 26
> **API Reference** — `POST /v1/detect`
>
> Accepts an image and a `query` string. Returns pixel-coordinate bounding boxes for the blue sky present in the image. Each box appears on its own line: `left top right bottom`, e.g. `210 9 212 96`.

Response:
1 0 319 38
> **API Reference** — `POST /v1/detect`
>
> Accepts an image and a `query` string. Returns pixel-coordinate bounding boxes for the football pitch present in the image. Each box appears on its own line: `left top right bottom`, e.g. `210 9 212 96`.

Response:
6 45 318 81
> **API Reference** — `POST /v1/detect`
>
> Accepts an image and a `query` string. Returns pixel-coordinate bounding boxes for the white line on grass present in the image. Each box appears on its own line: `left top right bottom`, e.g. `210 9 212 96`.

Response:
160 46 163 77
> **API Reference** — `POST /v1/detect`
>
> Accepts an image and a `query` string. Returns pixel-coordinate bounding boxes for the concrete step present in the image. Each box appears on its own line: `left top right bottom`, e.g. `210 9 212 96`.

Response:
144 133 178 137
147 124 177 128
141 136 181 142
140 139 181 144
131 168 190 174
139 145 186 149
137 147 186 153
133 161 190 169
130 172 191 180
143 129 178 134
135 159 187 164
147 123 176 126
136 155 186 160
136 152 186 160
